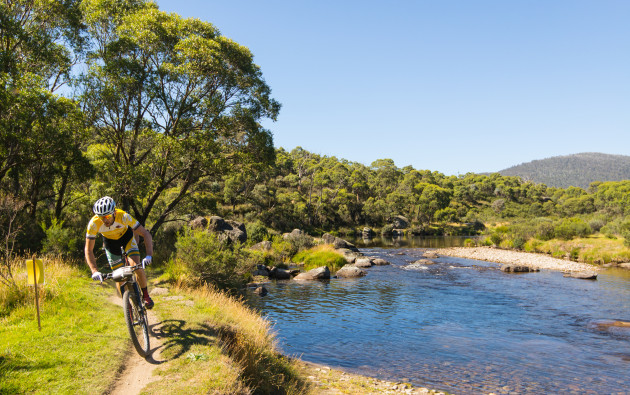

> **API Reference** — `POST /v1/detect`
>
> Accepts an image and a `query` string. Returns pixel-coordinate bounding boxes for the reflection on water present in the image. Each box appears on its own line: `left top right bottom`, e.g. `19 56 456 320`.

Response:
246 247 630 394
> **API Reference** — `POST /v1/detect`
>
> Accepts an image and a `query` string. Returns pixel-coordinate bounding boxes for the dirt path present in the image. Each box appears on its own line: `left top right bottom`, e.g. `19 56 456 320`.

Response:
107 293 167 395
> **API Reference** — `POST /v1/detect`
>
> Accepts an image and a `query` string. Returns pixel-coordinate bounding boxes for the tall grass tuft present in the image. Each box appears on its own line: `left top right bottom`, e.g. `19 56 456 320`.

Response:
292 244 346 272
159 284 311 394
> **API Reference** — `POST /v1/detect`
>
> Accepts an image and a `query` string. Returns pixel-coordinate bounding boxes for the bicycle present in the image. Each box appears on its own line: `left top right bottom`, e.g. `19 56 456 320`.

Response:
103 247 151 357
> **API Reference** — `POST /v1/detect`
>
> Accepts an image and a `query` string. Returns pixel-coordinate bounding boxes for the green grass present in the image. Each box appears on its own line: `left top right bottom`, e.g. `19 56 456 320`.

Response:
0 259 128 394
291 245 347 272
144 284 310 394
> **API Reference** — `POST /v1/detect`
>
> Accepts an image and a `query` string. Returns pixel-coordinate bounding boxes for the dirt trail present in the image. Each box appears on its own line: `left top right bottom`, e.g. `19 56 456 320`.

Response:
107 294 167 395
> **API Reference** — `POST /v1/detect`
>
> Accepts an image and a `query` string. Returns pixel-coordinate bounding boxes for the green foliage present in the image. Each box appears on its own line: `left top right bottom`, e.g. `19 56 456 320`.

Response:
291 246 346 272
553 218 593 240
174 229 253 290
246 221 269 244
40 218 83 258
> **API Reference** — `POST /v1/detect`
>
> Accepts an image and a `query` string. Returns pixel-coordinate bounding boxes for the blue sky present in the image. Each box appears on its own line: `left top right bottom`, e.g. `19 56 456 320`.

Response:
156 0 629 175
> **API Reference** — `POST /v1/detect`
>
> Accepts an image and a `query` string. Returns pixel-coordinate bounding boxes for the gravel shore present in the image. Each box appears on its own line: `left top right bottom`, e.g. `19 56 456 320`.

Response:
436 246 598 273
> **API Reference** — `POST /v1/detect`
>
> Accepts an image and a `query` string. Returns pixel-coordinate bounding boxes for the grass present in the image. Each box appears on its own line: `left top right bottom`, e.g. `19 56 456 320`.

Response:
0 257 128 394
1 256 442 394
144 282 310 394
524 234 630 264
291 244 347 272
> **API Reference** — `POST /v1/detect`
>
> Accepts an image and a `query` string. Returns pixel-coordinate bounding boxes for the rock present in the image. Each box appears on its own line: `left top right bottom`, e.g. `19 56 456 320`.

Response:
189 216 208 230
252 264 270 277
392 215 409 229
336 265 367 278
268 267 292 280
251 240 272 251
372 258 390 266
423 251 439 259
392 229 406 237
283 228 305 239
563 271 598 280
354 258 372 268
413 259 435 265
208 216 247 244
322 233 359 252
362 227 375 238
501 264 539 273
294 266 331 281
252 286 268 296
619 262 630 270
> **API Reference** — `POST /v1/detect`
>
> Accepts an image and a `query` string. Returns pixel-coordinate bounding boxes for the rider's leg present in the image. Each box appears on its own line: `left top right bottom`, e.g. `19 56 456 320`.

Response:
125 238 153 308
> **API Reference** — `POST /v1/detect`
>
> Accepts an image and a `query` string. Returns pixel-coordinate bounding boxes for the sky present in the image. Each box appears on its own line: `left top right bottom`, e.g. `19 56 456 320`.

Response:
156 0 629 175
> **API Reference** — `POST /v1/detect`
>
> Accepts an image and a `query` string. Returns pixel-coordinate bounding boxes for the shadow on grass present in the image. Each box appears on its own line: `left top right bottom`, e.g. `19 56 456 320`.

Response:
149 318 310 394
151 319 220 361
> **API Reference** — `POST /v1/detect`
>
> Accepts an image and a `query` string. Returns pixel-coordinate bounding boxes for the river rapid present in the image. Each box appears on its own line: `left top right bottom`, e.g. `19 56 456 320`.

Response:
246 244 630 394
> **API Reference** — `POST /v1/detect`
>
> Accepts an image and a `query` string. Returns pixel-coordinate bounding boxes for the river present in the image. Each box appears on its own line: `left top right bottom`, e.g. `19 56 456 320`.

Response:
245 240 630 394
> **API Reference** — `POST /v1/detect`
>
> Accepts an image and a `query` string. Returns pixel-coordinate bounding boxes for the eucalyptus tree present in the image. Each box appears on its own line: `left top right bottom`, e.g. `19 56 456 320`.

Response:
0 0 92 221
80 0 280 232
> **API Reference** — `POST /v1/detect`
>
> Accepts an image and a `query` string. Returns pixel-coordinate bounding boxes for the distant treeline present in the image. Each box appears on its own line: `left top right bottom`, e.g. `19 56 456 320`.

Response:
2 1 630 263
499 152 630 189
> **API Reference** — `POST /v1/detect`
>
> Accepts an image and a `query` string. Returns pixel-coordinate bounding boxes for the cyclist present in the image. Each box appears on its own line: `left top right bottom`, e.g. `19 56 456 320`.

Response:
85 196 154 309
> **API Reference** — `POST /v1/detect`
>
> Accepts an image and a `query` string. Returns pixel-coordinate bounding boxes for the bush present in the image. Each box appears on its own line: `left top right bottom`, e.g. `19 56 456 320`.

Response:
490 232 502 246
246 221 269 244
554 218 593 240
40 219 83 259
291 245 346 272
174 228 253 291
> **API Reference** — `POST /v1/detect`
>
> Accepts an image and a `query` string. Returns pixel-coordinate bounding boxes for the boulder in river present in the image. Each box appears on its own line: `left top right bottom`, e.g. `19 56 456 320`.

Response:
268 266 292 280
336 265 367 278
372 258 391 266
322 233 360 252
294 266 331 281
423 251 439 259
500 264 540 273
354 258 373 268
563 271 598 280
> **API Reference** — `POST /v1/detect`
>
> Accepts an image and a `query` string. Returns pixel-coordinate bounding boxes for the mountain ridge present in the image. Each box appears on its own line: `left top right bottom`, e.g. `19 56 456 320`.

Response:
497 152 630 189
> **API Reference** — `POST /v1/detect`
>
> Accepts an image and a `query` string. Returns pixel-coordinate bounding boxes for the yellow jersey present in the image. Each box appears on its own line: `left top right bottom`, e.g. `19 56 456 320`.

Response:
86 209 140 240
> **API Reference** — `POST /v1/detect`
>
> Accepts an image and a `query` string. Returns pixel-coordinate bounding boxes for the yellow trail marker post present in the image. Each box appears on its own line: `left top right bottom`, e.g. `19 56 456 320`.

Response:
26 256 44 331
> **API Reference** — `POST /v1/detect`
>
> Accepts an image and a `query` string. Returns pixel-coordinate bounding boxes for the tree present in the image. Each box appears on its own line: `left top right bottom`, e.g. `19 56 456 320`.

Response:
0 0 92 223
80 1 280 232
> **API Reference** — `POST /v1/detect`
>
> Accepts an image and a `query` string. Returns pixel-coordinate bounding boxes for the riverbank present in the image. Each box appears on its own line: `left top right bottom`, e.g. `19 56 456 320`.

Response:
436 246 598 272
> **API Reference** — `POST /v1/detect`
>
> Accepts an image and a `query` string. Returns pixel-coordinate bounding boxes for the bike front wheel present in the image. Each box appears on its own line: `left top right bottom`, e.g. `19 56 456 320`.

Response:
123 288 150 357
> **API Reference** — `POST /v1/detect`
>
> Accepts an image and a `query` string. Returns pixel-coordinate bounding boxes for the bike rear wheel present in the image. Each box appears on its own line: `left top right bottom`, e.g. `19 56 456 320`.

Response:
123 288 150 357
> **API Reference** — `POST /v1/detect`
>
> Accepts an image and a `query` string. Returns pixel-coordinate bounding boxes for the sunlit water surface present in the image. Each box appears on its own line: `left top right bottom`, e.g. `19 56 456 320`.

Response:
246 245 630 394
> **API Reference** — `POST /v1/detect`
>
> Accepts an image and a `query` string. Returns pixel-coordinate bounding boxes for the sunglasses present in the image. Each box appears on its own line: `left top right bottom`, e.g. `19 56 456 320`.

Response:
99 213 114 221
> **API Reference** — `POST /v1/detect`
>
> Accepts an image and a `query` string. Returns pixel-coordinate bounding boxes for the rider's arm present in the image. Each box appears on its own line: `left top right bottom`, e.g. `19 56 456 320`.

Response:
84 237 99 274
134 225 154 256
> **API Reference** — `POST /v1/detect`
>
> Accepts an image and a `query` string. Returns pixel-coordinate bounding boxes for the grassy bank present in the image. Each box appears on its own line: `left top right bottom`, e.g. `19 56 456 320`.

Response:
0 257 128 394
521 234 630 265
1 256 446 394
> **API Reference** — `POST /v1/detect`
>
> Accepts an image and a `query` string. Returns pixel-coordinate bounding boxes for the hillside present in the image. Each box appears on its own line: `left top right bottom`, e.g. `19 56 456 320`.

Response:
498 152 630 189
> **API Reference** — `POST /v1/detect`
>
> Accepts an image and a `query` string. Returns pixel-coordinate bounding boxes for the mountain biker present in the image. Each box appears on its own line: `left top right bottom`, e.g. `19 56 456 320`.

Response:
85 196 154 309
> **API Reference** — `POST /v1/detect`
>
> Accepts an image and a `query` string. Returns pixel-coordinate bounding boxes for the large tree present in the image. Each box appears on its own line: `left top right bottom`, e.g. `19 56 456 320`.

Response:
80 0 280 232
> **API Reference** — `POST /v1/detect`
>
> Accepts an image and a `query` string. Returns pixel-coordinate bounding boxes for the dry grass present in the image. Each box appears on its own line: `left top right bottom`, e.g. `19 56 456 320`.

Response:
144 283 311 394
535 235 630 264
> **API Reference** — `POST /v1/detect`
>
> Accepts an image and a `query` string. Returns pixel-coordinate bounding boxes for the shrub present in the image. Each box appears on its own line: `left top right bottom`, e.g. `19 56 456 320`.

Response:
40 219 83 259
291 245 346 272
174 228 253 291
511 237 526 250
246 221 269 244
490 232 502 246
588 218 606 233
554 218 593 240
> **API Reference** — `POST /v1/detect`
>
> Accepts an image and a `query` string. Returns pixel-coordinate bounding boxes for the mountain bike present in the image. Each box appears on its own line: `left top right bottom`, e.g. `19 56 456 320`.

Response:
104 247 151 357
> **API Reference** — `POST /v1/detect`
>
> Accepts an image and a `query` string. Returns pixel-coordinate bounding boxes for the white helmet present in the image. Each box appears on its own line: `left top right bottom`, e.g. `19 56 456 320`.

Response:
93 196 116 216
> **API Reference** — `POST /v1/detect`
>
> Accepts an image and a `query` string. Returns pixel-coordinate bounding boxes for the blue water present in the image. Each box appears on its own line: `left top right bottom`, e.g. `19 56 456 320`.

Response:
246 248 630 394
